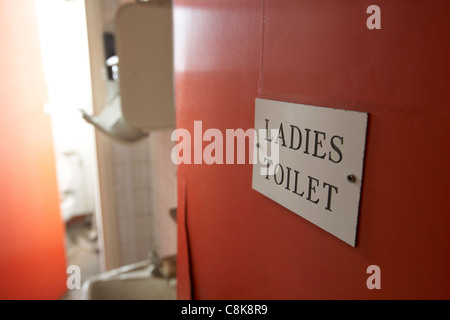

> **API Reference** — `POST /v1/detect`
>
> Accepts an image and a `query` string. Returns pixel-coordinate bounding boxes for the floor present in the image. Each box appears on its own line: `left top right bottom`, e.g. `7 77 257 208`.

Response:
60 215 101 300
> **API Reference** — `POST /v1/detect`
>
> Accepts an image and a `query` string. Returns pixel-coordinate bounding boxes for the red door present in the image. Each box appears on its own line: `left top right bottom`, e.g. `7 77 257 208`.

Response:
175 0 450 299
0 0 67 300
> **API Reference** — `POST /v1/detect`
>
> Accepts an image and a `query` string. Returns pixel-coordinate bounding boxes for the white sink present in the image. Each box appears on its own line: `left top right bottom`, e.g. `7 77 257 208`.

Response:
81 260 176 300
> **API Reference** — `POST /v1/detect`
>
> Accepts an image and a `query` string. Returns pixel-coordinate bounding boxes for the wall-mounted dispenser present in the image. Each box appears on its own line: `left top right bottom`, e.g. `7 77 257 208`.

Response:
83 0 175 142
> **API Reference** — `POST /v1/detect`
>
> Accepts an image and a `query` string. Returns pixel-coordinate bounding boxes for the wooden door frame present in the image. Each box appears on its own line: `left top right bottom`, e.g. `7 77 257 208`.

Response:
84 0 121 271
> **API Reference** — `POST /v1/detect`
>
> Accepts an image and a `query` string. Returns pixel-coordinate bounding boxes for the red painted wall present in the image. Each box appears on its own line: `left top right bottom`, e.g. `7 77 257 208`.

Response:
0 1 67 300
175 0 450 299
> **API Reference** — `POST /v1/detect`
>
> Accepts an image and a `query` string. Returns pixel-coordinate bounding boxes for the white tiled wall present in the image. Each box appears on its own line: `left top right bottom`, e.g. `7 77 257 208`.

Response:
111 130 177 266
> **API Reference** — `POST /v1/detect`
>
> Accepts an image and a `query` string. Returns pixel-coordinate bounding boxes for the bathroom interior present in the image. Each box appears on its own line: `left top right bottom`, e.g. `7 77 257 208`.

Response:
2 0 450 301
35 0 177 299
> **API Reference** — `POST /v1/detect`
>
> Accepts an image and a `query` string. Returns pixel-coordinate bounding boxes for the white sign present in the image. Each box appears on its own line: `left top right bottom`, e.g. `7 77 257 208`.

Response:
252 98 368 247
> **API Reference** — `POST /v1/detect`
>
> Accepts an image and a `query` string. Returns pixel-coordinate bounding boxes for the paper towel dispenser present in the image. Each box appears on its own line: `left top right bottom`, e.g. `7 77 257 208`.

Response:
83 0 175 142
116 0 175 131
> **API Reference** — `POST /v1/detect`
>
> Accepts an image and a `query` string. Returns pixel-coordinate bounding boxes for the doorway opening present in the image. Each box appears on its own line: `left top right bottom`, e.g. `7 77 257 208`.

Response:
35 0 178 299
34 0 101 299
